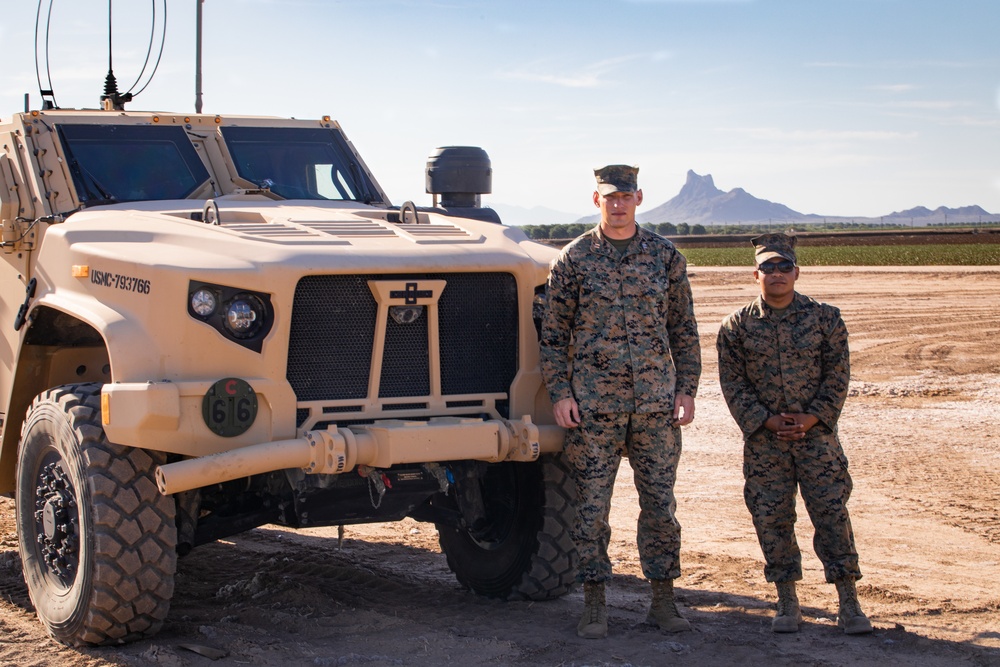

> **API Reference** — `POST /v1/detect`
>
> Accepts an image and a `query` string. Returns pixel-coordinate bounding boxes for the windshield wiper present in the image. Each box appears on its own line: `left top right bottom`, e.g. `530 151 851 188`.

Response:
76 164 118 206
349 161 378 205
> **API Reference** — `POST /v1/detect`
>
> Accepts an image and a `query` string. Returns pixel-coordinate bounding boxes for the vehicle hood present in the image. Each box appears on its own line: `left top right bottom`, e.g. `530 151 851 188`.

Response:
50 199 556 274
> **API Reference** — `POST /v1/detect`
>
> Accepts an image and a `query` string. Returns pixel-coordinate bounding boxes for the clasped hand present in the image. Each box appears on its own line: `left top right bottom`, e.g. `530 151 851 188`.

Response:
765 412 819 441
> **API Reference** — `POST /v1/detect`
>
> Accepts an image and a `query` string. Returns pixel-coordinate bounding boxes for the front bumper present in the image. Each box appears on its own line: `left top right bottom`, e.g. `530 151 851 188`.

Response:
154 416 564 495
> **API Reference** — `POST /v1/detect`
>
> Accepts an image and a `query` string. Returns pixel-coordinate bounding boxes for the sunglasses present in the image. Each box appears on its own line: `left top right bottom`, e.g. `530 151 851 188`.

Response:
758 260 796 274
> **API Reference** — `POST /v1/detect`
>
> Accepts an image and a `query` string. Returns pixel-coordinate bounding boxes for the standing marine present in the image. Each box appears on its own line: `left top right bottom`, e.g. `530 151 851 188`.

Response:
540 164 701 639
716 233 872 635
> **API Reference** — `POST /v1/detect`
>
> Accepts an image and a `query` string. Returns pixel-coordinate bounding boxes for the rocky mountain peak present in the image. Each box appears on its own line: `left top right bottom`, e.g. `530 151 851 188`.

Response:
639 170 800 225
677 170 723 201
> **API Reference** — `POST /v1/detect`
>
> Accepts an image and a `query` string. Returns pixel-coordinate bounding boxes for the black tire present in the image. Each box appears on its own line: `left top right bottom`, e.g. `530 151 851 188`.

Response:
15 383 177 646
437 455 578 601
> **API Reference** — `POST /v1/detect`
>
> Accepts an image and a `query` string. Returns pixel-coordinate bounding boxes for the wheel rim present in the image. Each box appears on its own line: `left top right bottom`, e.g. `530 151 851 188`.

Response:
32 451 80 589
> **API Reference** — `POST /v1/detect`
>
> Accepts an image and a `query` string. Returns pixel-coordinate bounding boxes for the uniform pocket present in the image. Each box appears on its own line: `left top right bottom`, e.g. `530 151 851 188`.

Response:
580 275 619 305
744 332 773 355
793 327 824 351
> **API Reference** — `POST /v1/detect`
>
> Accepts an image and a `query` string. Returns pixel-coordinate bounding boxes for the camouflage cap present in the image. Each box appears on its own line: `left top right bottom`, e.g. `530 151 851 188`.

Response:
594 164 639 195
752 233 797 265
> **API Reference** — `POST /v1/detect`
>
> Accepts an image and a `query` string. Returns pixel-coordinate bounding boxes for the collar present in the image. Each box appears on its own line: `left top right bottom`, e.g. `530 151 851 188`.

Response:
588 223 651 256
750 292 804 319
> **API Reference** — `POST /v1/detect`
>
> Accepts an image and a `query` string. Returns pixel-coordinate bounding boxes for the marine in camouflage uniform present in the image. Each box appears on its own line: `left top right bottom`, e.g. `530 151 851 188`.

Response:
540 164 701 638
716 233 872 635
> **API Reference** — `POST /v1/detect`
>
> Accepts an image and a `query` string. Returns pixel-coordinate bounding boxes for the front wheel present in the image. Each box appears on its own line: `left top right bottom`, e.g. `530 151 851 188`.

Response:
437 455 578 600
15 383 177 646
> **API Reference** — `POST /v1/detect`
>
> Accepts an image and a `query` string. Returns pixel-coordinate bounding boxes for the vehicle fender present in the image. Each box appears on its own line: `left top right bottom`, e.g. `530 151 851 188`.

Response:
0 292 127 494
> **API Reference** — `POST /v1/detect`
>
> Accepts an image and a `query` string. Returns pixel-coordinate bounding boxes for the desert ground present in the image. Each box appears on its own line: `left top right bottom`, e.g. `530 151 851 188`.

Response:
0 266 998 667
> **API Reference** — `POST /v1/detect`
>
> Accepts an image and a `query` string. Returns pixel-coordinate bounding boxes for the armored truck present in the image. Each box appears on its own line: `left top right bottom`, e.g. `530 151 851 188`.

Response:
0 107 575 645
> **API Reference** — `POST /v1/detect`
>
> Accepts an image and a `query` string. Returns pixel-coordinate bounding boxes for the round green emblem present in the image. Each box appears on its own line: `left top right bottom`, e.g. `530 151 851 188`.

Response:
202 378 258 437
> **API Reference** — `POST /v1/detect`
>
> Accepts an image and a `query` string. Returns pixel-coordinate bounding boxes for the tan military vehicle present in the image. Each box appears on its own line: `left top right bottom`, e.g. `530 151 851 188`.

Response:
0 106 575 645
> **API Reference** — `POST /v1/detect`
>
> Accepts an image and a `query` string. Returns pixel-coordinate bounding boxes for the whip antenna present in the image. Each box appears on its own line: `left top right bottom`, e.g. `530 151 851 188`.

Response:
100 0 132 110
33 0 58 109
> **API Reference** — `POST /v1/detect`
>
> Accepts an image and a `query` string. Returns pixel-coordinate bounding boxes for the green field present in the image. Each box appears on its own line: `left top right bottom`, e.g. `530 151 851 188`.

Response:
681 244 1000 266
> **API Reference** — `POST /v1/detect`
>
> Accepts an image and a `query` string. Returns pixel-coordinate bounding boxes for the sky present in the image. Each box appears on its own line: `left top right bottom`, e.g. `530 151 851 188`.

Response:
1 0 998 219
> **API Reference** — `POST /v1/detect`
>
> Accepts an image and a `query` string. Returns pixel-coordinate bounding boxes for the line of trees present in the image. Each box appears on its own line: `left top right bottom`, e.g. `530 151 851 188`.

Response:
520 222 709 240
516 219 1000 240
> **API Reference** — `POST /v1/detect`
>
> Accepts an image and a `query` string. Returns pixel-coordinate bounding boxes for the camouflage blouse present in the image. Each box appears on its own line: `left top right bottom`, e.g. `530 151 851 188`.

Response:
717 292 850 438
540 225 701 414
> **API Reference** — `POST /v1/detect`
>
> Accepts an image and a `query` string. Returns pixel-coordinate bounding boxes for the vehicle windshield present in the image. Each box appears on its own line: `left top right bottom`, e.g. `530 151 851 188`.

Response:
56 124 210 205
220 126 381 203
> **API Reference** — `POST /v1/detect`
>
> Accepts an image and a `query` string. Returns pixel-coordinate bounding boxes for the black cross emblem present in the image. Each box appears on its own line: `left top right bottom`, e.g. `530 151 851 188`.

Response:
390 282 433 305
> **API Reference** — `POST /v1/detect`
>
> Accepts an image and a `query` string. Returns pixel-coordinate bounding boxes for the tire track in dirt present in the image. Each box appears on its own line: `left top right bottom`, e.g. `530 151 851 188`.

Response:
0 540 31 610
170 526 484 632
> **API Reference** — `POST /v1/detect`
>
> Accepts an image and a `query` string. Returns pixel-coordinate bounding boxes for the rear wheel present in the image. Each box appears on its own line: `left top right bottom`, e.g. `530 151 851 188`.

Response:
15 383 177 646
437 455 577 600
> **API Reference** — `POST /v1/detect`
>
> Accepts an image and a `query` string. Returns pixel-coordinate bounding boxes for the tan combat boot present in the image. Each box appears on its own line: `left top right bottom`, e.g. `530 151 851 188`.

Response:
577 581 608 639
646 578 691 632
772 581 803 633
835 577 873 635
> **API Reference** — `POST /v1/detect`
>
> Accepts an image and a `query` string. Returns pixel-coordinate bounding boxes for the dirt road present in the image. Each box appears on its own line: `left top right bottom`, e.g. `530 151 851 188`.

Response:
1 267 998 667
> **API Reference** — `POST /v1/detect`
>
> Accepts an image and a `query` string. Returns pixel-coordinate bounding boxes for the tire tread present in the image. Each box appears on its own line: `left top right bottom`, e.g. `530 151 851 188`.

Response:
17 383 177 646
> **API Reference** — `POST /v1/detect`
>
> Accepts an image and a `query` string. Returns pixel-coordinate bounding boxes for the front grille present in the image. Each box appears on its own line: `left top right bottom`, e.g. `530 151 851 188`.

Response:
287 273 519 415
381 310 429 397
287 275 375 401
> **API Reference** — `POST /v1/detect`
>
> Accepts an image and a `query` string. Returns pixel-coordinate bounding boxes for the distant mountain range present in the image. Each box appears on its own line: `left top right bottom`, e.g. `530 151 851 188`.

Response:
510 170 999 227
482 202 582 227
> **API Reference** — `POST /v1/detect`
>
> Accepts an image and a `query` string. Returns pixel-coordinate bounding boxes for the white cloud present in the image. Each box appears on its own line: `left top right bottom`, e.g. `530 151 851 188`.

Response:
718 127 915 142
803 61 866 69
806 59 990 70
887 100 969 110
868 83 916 93
498 54 643 88
936 114 1000 128
624 0 753 3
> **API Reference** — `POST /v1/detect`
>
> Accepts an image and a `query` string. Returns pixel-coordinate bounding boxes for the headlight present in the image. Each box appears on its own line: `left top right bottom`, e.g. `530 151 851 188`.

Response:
191 288 217 317
188 281 274 352
224 295 264 338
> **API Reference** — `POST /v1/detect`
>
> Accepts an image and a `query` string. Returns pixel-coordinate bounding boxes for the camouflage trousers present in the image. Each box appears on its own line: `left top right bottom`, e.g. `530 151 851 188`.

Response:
563 411 682 583
743 427 861 583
